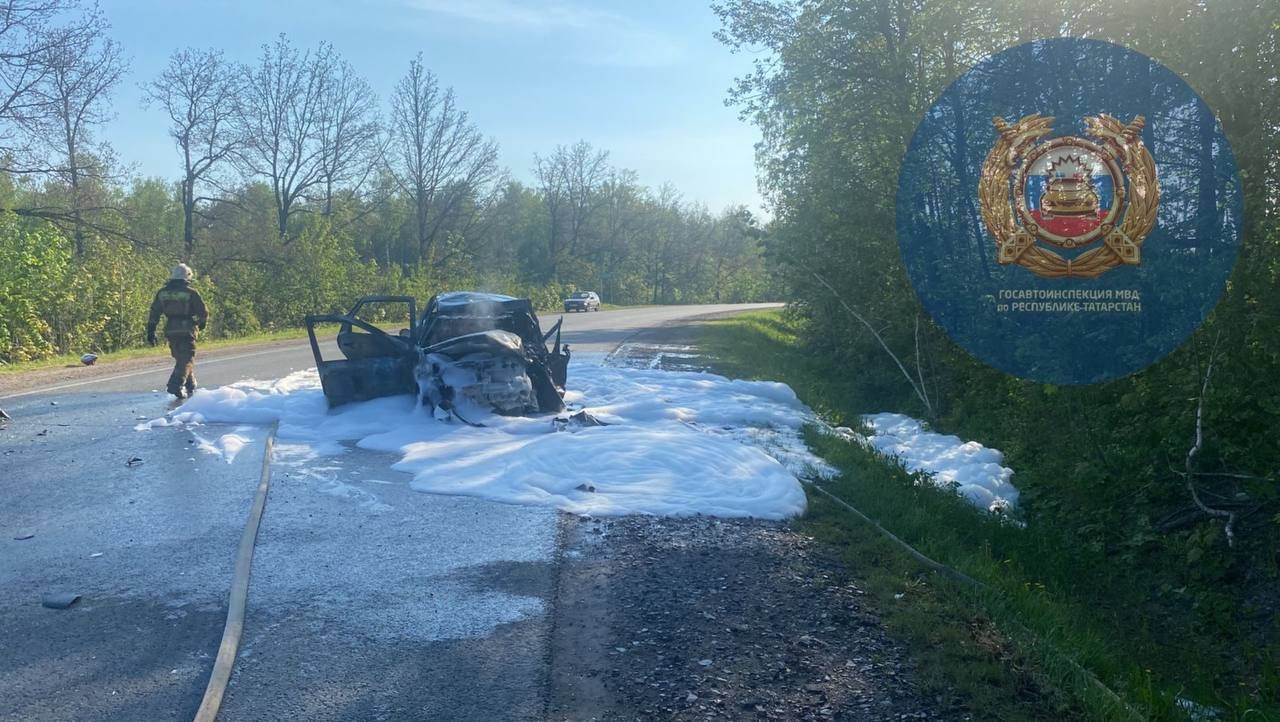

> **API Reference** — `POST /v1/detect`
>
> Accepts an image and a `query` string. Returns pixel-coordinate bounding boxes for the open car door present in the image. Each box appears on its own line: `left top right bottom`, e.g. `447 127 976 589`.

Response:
304 296 419 407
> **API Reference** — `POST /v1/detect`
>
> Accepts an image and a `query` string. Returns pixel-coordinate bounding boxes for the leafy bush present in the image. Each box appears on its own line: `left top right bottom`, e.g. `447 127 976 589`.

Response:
0 214 69 362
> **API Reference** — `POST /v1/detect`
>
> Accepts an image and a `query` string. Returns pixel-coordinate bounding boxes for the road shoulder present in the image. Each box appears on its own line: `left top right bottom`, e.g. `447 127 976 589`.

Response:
548 515 950 721
547 319 953 721
0 337 309 398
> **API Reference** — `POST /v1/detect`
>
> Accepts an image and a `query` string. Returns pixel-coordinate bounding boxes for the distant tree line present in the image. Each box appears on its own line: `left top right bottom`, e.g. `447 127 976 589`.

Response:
0 10 774 362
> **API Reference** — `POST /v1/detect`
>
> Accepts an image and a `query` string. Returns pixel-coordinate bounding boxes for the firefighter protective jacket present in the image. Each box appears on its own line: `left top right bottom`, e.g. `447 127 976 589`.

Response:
147 279 208 338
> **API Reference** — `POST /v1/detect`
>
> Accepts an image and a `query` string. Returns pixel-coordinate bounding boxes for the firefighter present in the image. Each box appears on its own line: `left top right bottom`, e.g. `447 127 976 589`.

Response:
146 263 208 399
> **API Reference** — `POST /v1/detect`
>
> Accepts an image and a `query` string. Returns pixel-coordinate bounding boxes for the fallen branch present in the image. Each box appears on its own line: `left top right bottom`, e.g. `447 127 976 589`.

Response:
810 270 934 419
1185 470 1274 482
1184 335 1238 547
1154 499 1262 534
914 314 932 414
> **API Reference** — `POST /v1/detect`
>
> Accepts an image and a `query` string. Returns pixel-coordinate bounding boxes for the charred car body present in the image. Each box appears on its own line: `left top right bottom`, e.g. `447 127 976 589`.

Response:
305 292 570 417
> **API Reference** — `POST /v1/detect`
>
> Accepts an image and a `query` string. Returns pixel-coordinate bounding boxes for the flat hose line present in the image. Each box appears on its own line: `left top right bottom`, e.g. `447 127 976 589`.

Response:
177 372 1136 718
805 481 1146 722
193 421 279 722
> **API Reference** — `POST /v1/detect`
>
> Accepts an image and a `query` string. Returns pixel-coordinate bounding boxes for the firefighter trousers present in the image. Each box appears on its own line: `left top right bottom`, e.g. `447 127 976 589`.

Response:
167 335 197 396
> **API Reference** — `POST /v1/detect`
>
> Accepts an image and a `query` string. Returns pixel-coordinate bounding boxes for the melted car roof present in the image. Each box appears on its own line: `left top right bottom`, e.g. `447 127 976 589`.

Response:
432 291 520 307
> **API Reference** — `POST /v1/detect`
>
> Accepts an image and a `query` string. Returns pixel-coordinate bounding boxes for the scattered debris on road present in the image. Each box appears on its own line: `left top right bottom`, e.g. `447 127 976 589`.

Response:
553 409 609 432
41 592 81 610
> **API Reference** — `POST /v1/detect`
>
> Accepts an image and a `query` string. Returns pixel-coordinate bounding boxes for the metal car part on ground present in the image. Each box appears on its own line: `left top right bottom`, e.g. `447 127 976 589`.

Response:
305 292 570 417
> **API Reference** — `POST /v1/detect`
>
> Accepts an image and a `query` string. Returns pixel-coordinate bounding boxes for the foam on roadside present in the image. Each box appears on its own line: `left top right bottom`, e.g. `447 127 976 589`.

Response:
861 412 1019 512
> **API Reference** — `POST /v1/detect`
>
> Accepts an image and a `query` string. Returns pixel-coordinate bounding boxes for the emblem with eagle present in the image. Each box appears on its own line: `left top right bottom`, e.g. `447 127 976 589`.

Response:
978 114 1159 278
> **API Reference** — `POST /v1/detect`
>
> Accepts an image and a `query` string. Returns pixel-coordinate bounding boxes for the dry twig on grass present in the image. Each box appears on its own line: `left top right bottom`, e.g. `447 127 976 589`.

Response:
810 270 935 419
1182 335 1239 547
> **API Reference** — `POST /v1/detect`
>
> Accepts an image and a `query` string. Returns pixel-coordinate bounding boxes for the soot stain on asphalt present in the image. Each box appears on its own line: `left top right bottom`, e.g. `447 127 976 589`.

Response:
549 515 957 721
457 559 556 601
0 594 226 721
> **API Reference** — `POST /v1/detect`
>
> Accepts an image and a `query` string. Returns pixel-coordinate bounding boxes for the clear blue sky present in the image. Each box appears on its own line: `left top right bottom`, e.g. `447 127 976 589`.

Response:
100 0 765 215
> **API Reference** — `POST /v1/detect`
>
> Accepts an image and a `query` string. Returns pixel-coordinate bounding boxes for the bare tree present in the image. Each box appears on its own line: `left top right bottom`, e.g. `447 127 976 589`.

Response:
0 0 107 166
33 24 127 255
0 1 131 251
534 140 609 278
143 48 240 258
645 183 682 304
387 53 498 270
563 140 609 254
315 57 381 216
234 34 335 241
533 150 567 277
595 167 642 297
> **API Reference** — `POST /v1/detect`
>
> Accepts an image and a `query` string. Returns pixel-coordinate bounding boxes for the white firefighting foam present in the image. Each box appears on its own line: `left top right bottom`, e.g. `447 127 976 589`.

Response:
137 356 822 520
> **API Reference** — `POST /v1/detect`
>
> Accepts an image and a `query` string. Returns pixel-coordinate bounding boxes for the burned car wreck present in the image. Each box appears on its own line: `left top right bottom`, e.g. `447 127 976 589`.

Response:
305 292 570 419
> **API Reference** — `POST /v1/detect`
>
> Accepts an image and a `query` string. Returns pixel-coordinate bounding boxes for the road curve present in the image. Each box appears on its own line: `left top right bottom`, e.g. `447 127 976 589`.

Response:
0 303 781 403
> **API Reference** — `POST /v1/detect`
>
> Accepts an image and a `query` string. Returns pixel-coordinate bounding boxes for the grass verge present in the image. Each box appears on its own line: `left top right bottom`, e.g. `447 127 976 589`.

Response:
697 310 1255 722
0 325 340 376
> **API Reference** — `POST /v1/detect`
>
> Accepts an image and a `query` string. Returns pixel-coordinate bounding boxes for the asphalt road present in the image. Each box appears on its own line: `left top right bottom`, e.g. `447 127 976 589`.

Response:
0 303 779 722
1 303 780 402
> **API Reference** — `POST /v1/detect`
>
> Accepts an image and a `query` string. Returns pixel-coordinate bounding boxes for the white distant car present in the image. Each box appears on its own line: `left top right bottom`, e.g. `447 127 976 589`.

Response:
563 291 601 313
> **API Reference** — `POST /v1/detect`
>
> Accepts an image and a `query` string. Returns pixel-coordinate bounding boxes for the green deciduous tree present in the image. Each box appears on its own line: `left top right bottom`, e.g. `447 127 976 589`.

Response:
716 0 1280 708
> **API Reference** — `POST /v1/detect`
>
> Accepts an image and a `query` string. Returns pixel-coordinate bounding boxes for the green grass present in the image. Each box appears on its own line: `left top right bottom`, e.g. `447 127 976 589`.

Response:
697 310 1273 722
799 428 1154 721
0 324 340 376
